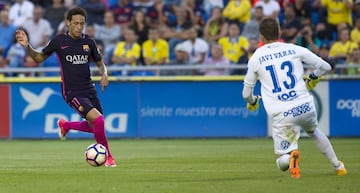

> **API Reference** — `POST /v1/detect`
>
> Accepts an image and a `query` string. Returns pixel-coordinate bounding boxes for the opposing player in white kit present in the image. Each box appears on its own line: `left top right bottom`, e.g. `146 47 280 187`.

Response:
242 18 347 178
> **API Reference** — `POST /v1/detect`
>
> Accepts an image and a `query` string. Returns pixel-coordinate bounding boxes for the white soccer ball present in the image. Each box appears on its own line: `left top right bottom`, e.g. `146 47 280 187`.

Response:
85 143 108 167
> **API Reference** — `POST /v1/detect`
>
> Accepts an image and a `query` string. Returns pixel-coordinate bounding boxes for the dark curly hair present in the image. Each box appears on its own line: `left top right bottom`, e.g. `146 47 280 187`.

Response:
66 7 87 21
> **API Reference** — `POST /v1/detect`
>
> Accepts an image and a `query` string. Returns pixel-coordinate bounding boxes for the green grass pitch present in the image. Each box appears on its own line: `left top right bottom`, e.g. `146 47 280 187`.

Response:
0 138 359 193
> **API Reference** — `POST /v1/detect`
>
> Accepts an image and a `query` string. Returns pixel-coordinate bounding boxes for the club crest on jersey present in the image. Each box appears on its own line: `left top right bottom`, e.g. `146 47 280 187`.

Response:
78 105 84 112
280 140 290 150
83 44 89 52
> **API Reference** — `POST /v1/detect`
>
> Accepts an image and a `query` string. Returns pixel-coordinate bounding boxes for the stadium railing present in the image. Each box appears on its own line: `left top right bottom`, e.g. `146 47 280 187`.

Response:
0 64 358 81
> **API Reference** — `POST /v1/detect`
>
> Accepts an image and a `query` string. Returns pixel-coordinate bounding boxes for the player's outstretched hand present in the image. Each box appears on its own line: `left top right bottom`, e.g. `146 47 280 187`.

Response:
247 96 261 111
15 29 29 48
304 73 321 90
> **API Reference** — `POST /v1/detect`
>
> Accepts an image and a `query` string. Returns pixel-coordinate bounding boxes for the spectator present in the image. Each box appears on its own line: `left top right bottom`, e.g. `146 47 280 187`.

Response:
22 6 53 50
0 1 10 11
312 0 327 24
329 28 359 67
8 0 34 27
181 0 206 31
344 48 360 75
241 5 264 41
145 0 169 28
280 5 303 43
321 0 353 40
296 24 321 54
80 0 106 25
203 6 228 44
6 31 27 77
43 0 68 38
111 0 134 27
161 6 193 60
85 24 96 39
56 11 69 35
203 0 224 16
111 28 141 75
222 0 251 29
161 43 191 76
133 0 154 13
142 28 169 66
354 0 360 17
292 0 311 26
314 22 333 43
351 16 360 45
64 0 74 8
201 44 230 76
254 0 280 20
179 27 209 65
278 0 295 8
32 0 52 7
129 10 150 46
0 9 16 56
218 23 249 64
247 37 259 60
94 10 122 65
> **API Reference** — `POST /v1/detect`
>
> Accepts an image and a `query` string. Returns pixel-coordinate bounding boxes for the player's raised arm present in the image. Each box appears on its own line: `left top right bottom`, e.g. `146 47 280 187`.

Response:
15 29 48 63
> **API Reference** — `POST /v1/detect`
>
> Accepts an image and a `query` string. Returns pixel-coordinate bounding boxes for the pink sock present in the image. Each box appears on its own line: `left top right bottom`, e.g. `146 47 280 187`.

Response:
93 116 113 158
64 121 93 133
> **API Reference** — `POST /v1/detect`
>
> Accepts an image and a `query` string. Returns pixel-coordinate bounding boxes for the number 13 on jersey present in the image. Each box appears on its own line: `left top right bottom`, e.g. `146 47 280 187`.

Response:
265 61 298 101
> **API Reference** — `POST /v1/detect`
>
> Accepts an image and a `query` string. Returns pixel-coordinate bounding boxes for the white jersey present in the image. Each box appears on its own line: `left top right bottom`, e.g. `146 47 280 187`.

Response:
244 42 331 115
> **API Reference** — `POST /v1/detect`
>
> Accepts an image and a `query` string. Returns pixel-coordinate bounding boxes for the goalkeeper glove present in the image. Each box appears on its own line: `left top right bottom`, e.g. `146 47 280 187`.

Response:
304 73 321 90
247 96 261 111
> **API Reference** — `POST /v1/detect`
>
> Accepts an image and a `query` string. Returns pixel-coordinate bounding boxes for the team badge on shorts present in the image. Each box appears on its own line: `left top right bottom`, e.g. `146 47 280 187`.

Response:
78 105 84 112
83 44 89 52
281 140 291 150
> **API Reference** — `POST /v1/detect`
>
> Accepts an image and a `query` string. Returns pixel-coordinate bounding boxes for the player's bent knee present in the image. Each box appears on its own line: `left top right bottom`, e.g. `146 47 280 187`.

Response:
276 154 290 171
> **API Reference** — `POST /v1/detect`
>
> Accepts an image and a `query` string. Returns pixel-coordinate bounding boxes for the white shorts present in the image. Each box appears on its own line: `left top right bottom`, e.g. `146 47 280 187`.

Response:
272 101 318 155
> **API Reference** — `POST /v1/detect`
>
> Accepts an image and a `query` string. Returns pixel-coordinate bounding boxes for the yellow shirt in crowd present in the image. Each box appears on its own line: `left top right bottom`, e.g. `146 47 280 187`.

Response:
222 0 251 24
329 41 358 58
321 0 353 26
142 39 169 64
218 36 249 63
113 42 141 66
351 28 360 45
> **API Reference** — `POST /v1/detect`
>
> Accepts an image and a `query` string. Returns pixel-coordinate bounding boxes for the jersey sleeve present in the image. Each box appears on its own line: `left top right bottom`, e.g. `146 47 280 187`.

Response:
90 39 102 62
243 57 258 88
242 56 258 103
42 37 58 56
299 46 332 76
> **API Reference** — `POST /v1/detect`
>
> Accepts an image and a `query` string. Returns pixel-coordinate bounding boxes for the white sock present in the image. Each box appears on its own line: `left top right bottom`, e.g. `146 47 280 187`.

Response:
276 154 290 171
310 129 340 168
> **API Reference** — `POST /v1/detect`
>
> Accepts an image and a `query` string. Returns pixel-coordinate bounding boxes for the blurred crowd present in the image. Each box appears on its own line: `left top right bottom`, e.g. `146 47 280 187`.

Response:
0 0 360 77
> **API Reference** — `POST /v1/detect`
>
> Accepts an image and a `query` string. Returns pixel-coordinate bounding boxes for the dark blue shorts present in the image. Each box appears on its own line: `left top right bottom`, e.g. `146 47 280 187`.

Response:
64 87 103 118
